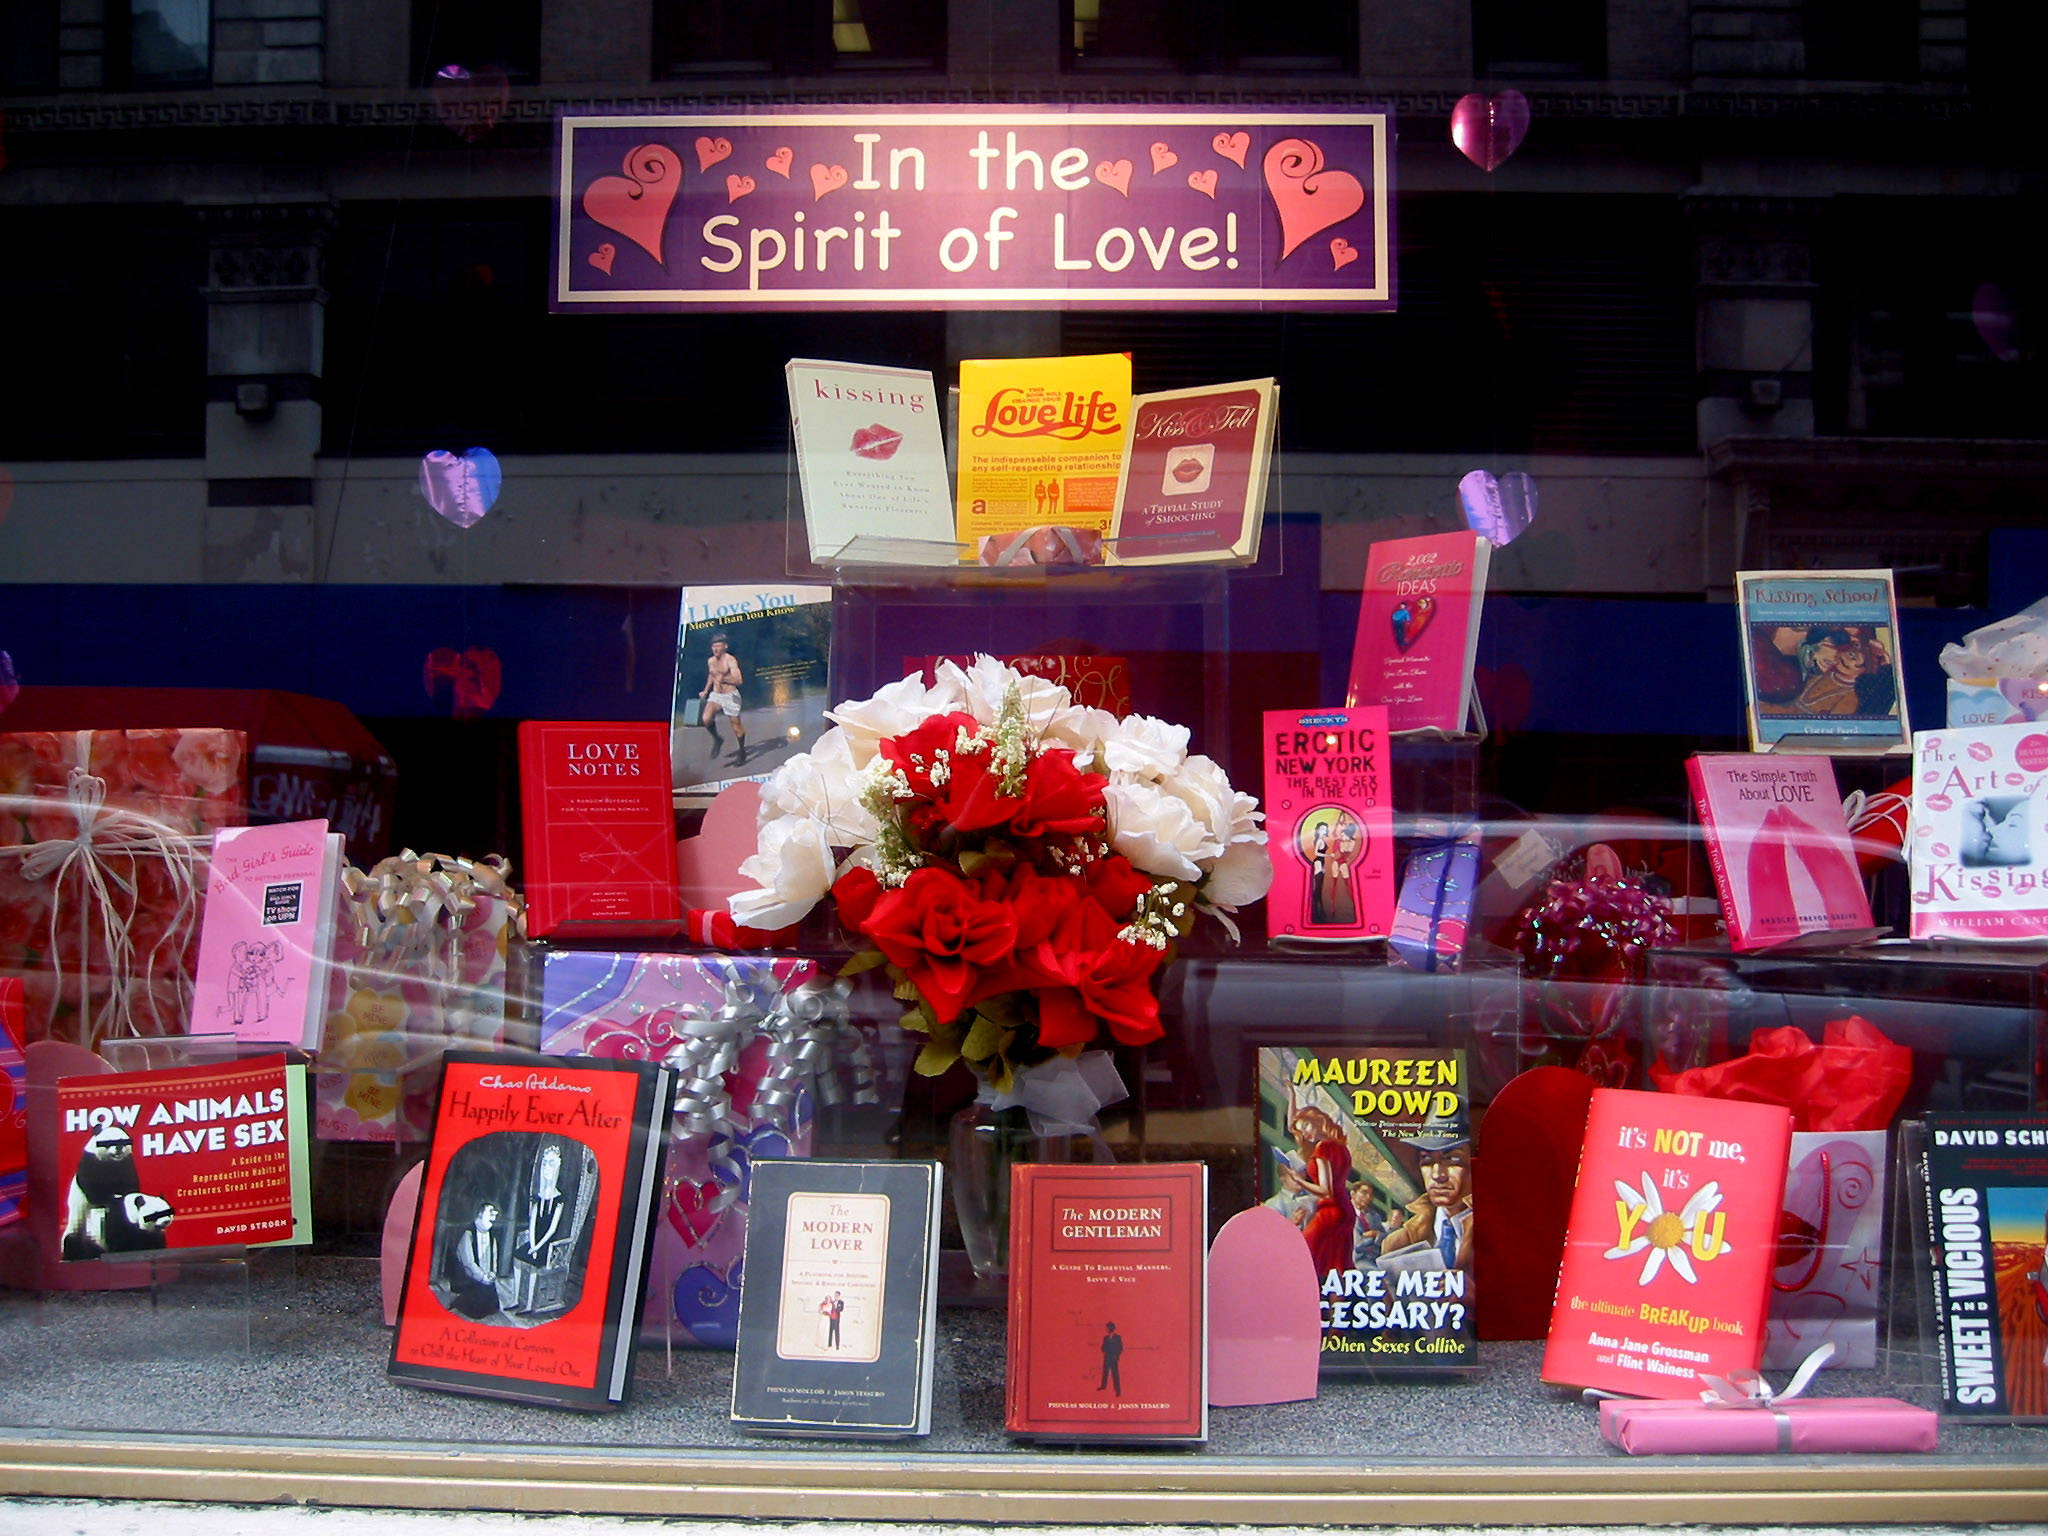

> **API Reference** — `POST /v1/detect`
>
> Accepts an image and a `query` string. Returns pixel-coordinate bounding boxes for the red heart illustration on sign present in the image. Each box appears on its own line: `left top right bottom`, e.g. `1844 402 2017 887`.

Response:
581 143 682 266
587 242 616 275
765 145 793 178
1187 169 1218 199
1391 594 1436 652
1451 90 1530 172
694 135 732 172
726 173 755 203
1262 137 1366 260
1094 158 1132 196
1213 130 1250 168
1149 141 1178 174
422 647 504 717
1330 237 1358 271
810 163 848 200
668 1178 727 1248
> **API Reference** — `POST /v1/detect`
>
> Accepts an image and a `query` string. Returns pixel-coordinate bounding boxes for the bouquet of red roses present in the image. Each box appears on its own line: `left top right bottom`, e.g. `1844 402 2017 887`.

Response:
730 657 1269 1090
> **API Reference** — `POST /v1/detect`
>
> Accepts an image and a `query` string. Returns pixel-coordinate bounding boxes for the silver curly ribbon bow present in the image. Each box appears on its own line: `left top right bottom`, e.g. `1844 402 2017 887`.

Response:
1697 1340 1837 1452
4 768 205 1048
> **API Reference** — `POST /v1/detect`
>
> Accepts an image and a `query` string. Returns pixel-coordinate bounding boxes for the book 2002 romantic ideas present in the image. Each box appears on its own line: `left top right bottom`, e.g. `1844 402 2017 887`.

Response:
388 1050 677 1411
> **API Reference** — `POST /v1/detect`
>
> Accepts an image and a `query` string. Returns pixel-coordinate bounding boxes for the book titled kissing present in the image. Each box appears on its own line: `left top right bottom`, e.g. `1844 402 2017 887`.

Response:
389 1050 678 1411
1005 1162 1207 1442
1687 754 1880 951
1262 707 1396 944
1543 1089 1792 1399
516 721 681 938
785 358 957 565
1346 531 1491 735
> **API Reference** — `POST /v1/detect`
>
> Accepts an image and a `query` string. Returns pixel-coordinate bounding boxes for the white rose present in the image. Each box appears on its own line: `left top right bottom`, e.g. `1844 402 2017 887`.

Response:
826 674 950 766
1163 752 1236 844
729 815 837 930
1041 705 1121 765
1102 715 1189 780
758 729 876 847
1199 835 1273 908
1104 780 1220 884
936 655 1075 733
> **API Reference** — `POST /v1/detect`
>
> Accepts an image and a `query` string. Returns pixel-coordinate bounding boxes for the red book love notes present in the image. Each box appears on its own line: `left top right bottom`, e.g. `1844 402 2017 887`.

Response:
1346 531 1491 735
1542 1088 1792 1398
1005 1162 1207 1442
1687 754 1880 952
516 721 681 938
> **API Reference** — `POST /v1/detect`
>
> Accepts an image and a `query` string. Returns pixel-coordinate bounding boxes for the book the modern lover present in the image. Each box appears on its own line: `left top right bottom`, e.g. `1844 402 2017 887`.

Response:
1257 1047 1474 1372
731 1159 943 1438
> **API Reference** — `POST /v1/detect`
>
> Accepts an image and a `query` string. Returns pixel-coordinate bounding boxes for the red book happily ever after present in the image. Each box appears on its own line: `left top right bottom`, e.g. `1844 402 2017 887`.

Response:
1543 1088 1792 1399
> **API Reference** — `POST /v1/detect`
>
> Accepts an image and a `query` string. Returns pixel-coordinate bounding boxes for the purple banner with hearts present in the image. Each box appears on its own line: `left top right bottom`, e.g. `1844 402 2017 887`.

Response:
554 106 1393 312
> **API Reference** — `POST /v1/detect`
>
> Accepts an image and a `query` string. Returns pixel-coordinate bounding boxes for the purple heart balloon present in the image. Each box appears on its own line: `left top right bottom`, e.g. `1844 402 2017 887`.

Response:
1458 469 1537 547
418 446 502 529
1973 282 2021 364
1451 91 1530 173
0 651 18 718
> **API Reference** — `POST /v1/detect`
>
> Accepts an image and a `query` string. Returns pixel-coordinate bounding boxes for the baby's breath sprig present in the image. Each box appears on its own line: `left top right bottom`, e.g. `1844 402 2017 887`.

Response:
859 761 924 886
1117 880 1192 950
988 683 1033 798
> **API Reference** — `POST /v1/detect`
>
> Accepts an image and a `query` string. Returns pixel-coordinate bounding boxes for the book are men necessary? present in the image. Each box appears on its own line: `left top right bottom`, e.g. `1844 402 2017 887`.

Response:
1687 754 1879 952
1737 569 1909 752
1262 707 1396 944
955 352 1131 563
55 1054 311 1259
785 359 957 565
1919 1113 2048 1420
1257 1047 1475 1373
671 584 834 797
1543 1088 1793 1399
517 722 681 939
1107 378 1276 566
1346 531 1491 735
389 1050 677 1411
1908 723 2048 941
190 819 344 1047
732 1159 943 1438
1005 1162 1207 1442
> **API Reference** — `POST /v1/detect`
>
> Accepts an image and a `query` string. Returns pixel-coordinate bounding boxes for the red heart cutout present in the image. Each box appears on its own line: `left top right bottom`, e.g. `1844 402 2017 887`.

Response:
765 145 793 178
1474 1067 1594 1339
422 646 504 718
1262 137 1366 260
1212 130 1250 168
581 143 682 266
694 135 732 172
1149 141 1178 174
1330 236 1358 271
810 163 848 200
726 173 755 203
1094 158 1132 196
587 242 616 276
1187 169 1218 199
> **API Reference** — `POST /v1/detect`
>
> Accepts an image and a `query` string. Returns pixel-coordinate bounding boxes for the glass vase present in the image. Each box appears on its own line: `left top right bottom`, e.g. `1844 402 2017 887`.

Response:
948 1100 1071 1280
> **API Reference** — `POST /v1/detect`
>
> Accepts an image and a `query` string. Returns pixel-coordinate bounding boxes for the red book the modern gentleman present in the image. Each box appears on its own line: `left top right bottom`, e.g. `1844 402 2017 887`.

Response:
516 721 682 937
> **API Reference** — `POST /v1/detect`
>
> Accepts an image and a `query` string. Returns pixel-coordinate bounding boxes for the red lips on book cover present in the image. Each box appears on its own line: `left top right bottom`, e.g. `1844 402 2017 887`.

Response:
850 424 902 461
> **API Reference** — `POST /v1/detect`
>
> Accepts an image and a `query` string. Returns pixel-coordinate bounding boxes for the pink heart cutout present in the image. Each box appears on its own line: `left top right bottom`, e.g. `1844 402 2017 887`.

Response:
1262 137 1366 260
1188 169 1218 199
1095 158 1132 196
1213 130 1250 168
1149 141 1178 174
765 145 793 178
726 173 755 203
694 135 732 172
810 163 848 200
1330 236 1358 271
587 242 616 276
1451 91 1530 173
581 143 683 266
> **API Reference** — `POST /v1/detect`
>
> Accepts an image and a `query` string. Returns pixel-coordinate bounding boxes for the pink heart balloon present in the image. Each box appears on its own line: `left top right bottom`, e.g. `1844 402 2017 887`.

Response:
1451 91 1530 172
1459 469 1538 546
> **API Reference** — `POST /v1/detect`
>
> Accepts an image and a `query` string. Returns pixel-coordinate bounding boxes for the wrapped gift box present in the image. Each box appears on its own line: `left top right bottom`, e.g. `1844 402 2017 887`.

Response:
1600 1395 1937 1455
0 727 247 1045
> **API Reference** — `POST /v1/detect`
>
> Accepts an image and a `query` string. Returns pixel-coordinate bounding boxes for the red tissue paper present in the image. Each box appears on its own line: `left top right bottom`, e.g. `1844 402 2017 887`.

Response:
1650 1016 1911 1133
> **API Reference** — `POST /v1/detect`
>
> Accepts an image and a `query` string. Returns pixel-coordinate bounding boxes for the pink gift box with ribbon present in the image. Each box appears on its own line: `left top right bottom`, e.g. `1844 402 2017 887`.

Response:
1600 1395 1937 1455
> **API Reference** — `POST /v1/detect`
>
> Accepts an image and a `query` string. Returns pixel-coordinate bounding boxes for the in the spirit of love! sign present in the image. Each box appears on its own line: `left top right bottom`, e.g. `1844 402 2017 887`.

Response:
555 106 1393 312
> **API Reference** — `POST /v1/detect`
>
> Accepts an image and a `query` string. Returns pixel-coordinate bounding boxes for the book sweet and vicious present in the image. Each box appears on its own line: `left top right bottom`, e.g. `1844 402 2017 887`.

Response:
1256 1046 1475 1372
731 1159 944 1438
55 1054 310 1259
1261 707 1395 943
517 721 682 938
1909 723 2048 941
1005 1162 1207 1442
1687 754 1878 951
1920 1112 2048 1420
1543 1088 1792 1398
1346 531 1491 735
388 1050 677 1410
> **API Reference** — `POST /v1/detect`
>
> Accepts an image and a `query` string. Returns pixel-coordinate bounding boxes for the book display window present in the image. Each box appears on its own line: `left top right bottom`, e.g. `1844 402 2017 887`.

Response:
5 0 2048 1525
